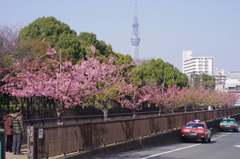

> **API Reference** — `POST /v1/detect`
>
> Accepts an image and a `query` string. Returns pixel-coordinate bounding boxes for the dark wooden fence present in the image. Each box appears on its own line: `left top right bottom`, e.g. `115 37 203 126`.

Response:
0 107 160 120
0 110 183 146
26 107 240 159
0 111 168 129
1 109 200 130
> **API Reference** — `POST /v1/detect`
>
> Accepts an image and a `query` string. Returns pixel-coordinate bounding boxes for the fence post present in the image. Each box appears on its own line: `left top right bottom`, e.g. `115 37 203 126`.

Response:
0 129 5 159
213 110 216 120
204 111 206 122
27 126 36 159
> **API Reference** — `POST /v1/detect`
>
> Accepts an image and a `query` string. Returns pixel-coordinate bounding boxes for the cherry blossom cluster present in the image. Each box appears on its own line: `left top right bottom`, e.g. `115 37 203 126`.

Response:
1 45 239 115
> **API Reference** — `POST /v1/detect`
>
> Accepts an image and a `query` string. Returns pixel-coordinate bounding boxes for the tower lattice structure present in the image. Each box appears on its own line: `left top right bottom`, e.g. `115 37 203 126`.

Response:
131 2 140 61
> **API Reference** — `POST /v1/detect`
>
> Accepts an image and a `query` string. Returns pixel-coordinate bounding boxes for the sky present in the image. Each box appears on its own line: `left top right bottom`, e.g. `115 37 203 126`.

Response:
1 0 240 75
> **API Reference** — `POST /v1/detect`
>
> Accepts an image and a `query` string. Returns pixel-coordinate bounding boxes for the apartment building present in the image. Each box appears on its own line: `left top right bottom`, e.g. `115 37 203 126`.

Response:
212 68 226 91
182 50 214 76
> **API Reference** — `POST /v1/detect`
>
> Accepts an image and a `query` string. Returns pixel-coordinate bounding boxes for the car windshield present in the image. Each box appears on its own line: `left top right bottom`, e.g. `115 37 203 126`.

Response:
221 119 235 123
185 123 205 129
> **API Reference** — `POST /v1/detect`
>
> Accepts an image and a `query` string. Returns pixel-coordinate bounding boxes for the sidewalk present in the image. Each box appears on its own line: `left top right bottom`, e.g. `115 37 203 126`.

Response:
5 145 65 159
5 145 27 159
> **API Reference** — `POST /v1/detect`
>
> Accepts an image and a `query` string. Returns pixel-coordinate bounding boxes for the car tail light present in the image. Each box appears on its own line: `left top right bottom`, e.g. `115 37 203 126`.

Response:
230 125 236 127
220 125 225 127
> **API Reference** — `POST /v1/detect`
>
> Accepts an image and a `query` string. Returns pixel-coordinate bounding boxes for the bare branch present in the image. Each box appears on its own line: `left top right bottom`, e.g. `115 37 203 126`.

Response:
0 24 21 66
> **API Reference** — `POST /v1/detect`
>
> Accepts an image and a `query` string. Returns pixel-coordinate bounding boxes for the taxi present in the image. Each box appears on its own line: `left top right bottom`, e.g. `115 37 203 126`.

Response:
219 117 239 132
181 119 212 143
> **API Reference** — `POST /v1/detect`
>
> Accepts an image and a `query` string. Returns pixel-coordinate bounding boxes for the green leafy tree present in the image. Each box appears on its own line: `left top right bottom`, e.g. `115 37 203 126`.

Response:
202 74 215 89
14 39 48 61
18 16 81 63
77 32 115 61
18 17 133 67
56 32 81 64
190 74 215 90
78 32 97 46
1 55 14 68
133 58 188 87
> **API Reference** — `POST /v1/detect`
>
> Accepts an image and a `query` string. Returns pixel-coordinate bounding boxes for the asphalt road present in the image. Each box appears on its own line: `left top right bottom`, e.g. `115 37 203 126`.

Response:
91 129 240 159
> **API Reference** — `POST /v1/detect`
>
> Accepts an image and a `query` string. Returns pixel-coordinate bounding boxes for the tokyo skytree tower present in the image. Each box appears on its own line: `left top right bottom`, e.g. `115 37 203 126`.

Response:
131 2 140 61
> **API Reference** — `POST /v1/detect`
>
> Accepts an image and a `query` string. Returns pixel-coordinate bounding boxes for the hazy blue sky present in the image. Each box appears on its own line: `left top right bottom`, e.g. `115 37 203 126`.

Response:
1 0 240 75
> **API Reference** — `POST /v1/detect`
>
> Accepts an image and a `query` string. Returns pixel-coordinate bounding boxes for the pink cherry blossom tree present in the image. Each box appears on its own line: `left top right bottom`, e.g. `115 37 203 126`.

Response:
162 84 179 114
175 87 192 112
144 83 165 115
83 46 129 121
44 45 128 121
116 80 151 118
1 44 130 121
1 43 239 120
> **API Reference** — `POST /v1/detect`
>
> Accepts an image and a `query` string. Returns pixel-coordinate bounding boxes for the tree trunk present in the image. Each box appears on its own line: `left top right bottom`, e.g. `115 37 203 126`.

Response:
193 106 196 111
170 107 174 114
30 97 33 111
103 108 108 121
132 109 137 118
57 109 62 125
6 96 10 111
26 97 30 119
57 101 65 125
15 96 18 108
158 107 161 116
52 98 56 111
36 97 40 118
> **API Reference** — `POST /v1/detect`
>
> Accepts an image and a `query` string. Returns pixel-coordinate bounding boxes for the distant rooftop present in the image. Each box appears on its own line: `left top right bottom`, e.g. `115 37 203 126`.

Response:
228 72 240 79
229 71 240 73
193 56 214 58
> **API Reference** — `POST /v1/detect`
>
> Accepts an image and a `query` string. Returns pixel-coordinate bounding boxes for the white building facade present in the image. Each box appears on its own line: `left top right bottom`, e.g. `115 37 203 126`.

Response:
225 72 240 91
212 68 226 91
182 50 214 76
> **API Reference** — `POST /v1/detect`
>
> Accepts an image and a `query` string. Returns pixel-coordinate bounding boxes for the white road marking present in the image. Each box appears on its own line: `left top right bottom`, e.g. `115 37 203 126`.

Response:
141 144 201 159
235 145 240 148
211 132 231 140
141 133 231 159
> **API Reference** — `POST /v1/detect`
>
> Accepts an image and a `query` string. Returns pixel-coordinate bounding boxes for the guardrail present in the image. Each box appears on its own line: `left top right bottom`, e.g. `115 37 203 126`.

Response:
26 107 240 159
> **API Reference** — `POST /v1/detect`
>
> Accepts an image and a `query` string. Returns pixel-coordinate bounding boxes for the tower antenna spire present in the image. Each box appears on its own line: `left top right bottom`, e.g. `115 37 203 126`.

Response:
134 1 137 17
131 1 141 61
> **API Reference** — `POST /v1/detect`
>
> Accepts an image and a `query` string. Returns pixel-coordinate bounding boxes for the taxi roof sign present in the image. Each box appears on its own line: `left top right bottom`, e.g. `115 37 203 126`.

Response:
192 119 200 123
